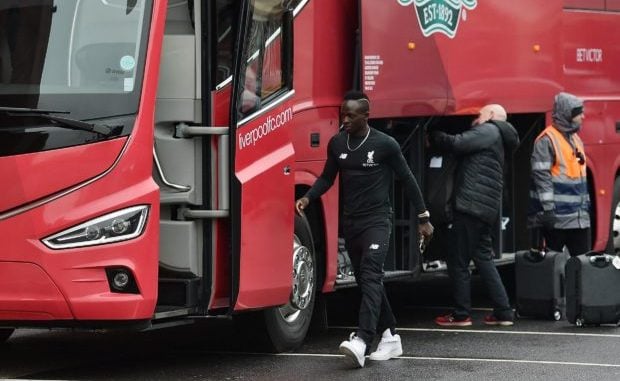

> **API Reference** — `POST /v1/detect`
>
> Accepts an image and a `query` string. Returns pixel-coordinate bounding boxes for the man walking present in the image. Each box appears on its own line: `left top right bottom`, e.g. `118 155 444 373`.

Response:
430 104 519 327
295 91 434 367
528 92 590 255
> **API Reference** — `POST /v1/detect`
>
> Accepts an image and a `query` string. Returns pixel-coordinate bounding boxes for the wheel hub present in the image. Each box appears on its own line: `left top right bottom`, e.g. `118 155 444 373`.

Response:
290 236 314 310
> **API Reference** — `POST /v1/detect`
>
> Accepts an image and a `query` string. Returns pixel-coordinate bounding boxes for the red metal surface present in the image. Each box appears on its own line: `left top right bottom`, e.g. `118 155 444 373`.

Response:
233 100 295 310
0 0 167 321
361 0 563 117
5 0 620 324
287 0 355 293
0 138 126 214
0 262 72 319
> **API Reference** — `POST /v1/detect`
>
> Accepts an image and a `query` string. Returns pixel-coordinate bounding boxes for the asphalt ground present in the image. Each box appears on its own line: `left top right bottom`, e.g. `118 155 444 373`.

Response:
2 268 620 380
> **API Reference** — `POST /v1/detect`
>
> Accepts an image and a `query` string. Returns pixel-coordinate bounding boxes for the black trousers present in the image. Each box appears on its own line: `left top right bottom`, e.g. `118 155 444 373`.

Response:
542 228 591 256
447 212 512 320
343 215 396 345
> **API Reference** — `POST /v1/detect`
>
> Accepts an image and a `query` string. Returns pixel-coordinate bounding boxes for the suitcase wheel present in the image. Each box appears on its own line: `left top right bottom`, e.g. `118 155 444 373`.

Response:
553 310 562 321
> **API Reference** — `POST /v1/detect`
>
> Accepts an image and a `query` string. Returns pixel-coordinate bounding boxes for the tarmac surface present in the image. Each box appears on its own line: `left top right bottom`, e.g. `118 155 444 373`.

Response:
2 268 620 380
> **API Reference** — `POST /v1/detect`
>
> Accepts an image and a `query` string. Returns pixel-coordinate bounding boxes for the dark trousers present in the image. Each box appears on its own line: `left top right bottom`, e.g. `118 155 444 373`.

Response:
343 216 396 345
542 228 591 256
447 212 512 320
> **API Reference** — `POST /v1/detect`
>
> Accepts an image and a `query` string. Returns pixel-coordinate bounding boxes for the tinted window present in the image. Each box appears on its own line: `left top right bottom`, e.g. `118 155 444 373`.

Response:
237 0 291 120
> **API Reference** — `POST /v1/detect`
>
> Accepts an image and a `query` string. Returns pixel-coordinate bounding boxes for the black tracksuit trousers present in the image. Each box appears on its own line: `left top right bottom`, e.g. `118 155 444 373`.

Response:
343 215 396 345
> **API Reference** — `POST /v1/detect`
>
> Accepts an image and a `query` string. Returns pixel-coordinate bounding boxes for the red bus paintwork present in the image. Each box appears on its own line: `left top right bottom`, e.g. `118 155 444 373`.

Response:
3 0 620 326
360 0 620 252
1 138 126 214
0 0 167 321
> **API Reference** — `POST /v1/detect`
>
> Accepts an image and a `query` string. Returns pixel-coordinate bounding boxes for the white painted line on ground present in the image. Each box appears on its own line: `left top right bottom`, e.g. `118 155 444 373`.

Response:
331 326 620 338
204 351 620 368
394 355 620 368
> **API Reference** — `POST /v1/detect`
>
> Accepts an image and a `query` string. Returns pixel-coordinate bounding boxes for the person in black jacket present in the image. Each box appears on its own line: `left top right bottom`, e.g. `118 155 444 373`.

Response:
430 104 519 327
295 91 434 367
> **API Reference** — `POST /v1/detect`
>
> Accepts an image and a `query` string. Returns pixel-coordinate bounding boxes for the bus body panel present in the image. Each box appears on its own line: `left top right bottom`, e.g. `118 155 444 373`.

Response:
233 100 295 310
2 0 620 346
0 138 126 214
0 0 167 321
361 0 563 117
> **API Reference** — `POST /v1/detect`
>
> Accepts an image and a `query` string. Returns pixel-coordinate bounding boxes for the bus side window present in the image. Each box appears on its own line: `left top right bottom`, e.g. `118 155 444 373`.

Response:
237 2 290 120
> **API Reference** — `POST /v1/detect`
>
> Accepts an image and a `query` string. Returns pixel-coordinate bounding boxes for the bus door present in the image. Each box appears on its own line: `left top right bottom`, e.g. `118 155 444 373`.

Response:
228 0 295 311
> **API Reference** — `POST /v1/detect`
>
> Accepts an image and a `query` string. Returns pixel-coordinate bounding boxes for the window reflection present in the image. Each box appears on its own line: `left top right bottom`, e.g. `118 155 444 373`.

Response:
238 0 289 119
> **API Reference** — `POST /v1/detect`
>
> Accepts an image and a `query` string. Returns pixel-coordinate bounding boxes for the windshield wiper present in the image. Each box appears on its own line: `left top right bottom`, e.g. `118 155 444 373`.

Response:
1 107 114 136
0 106 70 115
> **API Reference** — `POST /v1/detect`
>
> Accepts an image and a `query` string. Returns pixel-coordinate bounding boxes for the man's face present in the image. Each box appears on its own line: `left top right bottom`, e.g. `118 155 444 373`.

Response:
472 107 492 127
572 111 585 126
340 100 368 136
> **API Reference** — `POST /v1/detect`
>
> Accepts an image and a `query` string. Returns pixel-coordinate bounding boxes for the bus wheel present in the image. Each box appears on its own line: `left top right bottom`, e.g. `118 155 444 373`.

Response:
0 328 14 343
263 214 316 352
607 178 620 255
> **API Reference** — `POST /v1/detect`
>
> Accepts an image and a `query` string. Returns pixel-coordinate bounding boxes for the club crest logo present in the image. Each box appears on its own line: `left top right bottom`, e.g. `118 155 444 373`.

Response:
367 151 375 164
363 150 378 168
397 0 478 39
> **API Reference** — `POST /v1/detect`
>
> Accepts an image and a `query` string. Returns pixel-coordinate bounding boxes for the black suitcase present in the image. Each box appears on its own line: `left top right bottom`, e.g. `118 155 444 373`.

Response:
515 248 568 320
565 252 620 326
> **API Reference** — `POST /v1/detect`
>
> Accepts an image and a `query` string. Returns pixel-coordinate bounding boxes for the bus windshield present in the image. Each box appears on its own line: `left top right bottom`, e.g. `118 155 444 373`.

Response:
0 0 152 120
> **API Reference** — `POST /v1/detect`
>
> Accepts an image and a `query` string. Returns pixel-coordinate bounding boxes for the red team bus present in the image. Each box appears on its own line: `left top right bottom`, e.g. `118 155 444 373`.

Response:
1 0 619 350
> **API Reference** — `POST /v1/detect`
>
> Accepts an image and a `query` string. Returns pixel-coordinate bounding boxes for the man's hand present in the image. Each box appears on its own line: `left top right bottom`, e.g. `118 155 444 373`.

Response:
540 210 555 229
418 221 434 249
295 197 310 215
429 130 447 146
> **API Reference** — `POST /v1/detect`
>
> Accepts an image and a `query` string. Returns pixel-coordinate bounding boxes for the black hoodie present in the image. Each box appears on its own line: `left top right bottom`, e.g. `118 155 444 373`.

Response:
432 119 520 224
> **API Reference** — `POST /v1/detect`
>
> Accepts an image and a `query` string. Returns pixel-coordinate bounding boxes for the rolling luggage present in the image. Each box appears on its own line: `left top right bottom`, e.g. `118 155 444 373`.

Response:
515 247 568 320
565 252 620 326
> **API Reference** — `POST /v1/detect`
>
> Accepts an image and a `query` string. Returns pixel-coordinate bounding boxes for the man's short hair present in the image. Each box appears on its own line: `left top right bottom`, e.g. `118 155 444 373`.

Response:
343 90 370 112
343 90 369 102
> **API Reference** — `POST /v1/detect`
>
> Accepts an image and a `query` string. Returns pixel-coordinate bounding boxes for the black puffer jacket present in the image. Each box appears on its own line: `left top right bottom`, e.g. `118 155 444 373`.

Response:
432 120 519 224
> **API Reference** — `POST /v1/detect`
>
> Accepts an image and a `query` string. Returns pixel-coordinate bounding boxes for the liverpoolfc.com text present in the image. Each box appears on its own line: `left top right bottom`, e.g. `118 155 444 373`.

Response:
238 107 293 149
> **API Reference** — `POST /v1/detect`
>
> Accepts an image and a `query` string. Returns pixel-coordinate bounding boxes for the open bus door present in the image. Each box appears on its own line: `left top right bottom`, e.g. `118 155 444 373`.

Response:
227 1 315 351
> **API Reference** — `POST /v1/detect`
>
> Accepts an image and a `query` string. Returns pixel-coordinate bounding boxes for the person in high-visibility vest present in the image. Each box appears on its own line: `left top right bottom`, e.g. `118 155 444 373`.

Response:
529 92 590 256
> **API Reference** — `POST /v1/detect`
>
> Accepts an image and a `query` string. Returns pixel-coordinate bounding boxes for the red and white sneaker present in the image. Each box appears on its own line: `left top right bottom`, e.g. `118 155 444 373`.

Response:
484 314 514 326
434 314 473 327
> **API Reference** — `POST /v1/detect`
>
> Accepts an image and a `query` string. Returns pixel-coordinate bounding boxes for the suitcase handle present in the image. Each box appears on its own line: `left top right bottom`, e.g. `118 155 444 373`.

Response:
525 249 546 263
588 254 612 267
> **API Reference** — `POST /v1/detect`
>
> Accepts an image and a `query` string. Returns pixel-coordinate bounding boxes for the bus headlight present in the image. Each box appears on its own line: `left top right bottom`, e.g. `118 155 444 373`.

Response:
42 205 149 250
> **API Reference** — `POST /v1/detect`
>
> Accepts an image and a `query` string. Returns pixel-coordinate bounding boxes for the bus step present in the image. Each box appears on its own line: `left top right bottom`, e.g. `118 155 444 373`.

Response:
157 277 200 308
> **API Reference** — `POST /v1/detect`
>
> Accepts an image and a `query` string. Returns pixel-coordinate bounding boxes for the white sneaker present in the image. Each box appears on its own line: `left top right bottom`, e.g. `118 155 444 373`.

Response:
339 332 367 368
369 329 403 361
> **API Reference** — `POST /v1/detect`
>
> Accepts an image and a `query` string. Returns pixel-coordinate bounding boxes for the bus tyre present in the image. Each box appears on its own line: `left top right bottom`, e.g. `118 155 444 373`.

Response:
263 214 317 352
607 177 620 255
0 328 14 343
